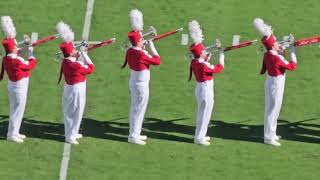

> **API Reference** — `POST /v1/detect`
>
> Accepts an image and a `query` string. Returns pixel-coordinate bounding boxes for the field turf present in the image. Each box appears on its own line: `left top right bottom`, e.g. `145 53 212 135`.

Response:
0 0 319 179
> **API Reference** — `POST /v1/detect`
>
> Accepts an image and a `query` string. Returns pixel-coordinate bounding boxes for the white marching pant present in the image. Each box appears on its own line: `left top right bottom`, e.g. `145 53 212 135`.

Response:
264 75 285 140
129 70 150 138
7 78 29 137
195 80 214 140
63 81 86 141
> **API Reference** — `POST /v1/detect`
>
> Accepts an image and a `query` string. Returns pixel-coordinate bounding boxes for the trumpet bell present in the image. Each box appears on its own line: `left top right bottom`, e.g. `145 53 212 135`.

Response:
280 36 291 50
120 26 157 52
145 26 157 37
23 34 31 44
17 35 31 58
17 34 31 47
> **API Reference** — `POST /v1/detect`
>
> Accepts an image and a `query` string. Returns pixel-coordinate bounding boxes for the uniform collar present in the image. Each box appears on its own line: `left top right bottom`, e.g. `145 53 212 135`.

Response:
65 57 77 62
132 46 143 51
269 49 278 55
197 57 205 63
7 53 18 58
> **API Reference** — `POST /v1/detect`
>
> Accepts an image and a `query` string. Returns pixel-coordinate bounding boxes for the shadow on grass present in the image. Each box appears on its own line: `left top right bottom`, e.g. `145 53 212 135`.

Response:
0 115 65 142
80 117 194 143
209 119 320 144
0 115 319 144
142 118 320 144
0 115 193 143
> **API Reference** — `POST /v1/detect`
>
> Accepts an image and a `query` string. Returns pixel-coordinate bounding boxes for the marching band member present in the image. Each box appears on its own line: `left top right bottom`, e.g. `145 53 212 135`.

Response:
188 20 225 146
254 18 297 146
121 9 161 145
56 22 95 145
0 16 36 143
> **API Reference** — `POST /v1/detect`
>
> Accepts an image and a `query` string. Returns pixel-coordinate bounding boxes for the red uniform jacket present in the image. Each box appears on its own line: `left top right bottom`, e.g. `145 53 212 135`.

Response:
190 58 224 82
61 57 95 85
0 54 36 82
122 47 160 71
260 50 297 76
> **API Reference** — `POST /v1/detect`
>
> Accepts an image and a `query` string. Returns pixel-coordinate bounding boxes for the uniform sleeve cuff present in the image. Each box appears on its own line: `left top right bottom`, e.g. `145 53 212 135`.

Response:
28 56 36 60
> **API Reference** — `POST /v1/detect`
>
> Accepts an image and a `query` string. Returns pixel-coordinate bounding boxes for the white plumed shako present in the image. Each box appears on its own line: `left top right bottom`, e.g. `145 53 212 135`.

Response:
1 16 16 39
56 21 74 42
253 18 272 37
129 9 143 31
188 20 203 44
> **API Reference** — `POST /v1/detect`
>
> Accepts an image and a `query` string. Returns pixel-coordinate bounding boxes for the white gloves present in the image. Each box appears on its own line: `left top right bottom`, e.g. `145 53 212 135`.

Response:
288 34 297 63
219 52 225 67
28 46 33 53
290 46 297 63
147 40 159 56
80 51 93 65
28 46 34 58
80 45 87 52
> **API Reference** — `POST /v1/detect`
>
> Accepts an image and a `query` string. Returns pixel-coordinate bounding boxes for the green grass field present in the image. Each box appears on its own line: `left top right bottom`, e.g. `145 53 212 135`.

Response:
0 0 319 179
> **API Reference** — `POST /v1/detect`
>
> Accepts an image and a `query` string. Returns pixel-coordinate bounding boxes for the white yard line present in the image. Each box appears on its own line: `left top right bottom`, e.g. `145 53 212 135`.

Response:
58 1 95 180
82 0 95 40
59 143 72 180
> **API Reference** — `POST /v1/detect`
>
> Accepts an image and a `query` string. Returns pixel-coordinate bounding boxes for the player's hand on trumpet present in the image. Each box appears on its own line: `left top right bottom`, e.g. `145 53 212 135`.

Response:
28 46 34 58
288 34 296 52
288 34 297 63
147 40 159 56
215 39 225 66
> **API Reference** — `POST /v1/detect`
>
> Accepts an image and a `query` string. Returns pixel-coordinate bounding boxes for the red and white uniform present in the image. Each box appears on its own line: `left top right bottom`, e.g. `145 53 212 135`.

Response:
190 55 224 141
61 54 94 142
1 53 36 137
2 54 36 81
260 49 297 141
59 41 95 142
61 56 95 85
123 46 160 139
125 47 160 71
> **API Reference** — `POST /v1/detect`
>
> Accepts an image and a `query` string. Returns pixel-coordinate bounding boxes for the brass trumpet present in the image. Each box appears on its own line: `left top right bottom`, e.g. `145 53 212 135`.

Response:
205 39 221 53
17 35 31 47
54 40 89 61
257 35 294 53
121 26 157 51
16 35 31 58
185 39 221 60
278 34 294 50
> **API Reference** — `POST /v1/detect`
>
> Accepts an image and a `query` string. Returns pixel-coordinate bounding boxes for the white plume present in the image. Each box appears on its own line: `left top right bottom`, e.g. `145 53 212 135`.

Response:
56 21 74 42
253 18 272 37
188 20 203 44
129 9 143 31
1 16 16 38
